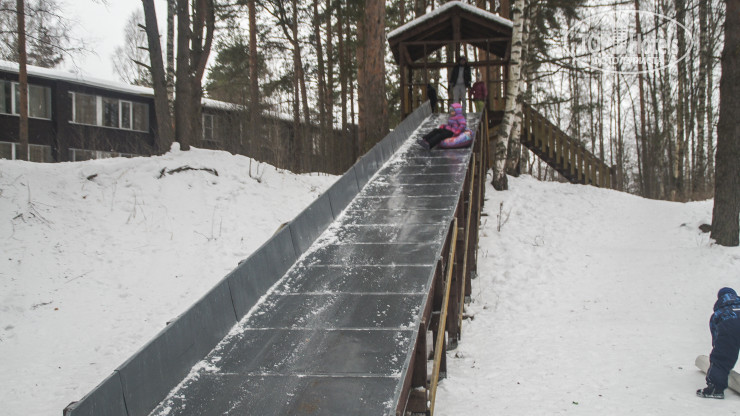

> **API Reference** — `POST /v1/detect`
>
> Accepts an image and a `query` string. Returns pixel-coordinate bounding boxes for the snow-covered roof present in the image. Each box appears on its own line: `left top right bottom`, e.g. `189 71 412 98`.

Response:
387 1 513 40
201 97 245 111
0 59 153 97
0 59 239 110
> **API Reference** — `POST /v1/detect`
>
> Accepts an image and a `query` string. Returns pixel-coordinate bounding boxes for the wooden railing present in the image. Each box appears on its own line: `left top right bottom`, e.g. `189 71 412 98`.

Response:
521 102 615 188
400 110 489 416
403 64 508 115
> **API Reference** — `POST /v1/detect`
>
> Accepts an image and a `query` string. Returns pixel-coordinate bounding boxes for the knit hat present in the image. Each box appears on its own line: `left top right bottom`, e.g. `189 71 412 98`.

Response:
451 102 463 113
718 287 737 299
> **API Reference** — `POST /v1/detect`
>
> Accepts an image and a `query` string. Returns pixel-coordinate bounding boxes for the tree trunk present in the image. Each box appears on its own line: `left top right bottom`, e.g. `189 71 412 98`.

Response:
248 0 260 152
174 0 214 151
142 0 174 153
506 0 532 176
695 0 709 195
325 0 334 127
710 0 740 246
16 0 28 161
356 0 388 155
337 0 348 139
491 0 525 190
313 0 327 137
166 0 175 103
672 0 689 200
175 0 192 150
635 0 650 197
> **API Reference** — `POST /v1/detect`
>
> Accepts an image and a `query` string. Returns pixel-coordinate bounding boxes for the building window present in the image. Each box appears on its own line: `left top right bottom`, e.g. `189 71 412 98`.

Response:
68 147 138 162
28 84 52 119
1 81 11 114
72 92 97 125
102 97 119 128
132 102 148 132
69 92 148 132
0 80 52 120
0 141 53 162
203 113 215 141
120 101 131 129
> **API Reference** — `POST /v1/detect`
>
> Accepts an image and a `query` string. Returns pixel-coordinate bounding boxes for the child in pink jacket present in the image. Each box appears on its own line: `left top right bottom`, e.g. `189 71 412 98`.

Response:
418 103 467 149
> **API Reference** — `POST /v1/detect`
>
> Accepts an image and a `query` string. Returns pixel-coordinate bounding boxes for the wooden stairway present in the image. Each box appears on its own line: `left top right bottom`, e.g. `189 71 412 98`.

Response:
520 102 615 189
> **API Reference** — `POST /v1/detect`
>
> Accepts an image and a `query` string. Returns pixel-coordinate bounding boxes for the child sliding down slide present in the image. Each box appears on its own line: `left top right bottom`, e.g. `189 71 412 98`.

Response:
418 102 467 150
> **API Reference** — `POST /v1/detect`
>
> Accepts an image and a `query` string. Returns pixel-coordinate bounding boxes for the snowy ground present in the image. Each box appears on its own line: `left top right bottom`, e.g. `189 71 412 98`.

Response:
1 148 739 415
436 175 740 416
0 147 335 415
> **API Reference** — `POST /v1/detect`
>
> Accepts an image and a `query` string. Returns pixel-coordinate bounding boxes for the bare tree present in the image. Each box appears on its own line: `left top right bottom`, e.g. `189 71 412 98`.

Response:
141 0 174 153
166 0 175 102
111 10 151 87
17 0 28 160
0 0 77 67
174 0 215 150
248 0 260 131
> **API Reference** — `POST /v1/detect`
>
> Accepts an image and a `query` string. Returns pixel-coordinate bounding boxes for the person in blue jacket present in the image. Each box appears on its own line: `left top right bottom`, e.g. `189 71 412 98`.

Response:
697 287 740 399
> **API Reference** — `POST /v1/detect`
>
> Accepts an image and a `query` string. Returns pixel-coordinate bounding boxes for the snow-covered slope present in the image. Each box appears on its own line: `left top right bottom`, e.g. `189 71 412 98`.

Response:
436 175 740 415
0 147 335 415
1 149 738 415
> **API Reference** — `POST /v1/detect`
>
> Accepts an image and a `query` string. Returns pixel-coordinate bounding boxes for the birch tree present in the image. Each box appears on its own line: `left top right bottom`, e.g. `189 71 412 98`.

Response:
492 0 525 190
506 0 532 176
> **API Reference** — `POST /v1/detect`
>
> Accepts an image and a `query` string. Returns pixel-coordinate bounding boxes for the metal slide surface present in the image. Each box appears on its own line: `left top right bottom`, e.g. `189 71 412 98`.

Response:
148 113 481 416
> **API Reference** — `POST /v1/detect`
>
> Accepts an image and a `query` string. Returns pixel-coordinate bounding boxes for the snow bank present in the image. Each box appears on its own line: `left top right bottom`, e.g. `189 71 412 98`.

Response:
0 148 335 415
436 175 740 415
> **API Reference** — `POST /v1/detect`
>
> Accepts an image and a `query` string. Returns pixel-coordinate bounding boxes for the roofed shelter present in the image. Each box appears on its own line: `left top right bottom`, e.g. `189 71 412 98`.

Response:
388 1 513 122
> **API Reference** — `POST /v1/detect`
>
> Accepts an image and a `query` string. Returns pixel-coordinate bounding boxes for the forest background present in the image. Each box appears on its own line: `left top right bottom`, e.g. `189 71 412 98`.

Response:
0 0 728 202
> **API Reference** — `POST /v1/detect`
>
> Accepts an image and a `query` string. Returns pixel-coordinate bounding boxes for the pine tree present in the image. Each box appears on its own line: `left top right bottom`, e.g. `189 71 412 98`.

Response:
356 0 388 154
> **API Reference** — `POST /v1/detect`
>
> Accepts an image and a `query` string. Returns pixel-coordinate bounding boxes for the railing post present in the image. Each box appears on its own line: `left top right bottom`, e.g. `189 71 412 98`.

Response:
557 131 565 168
540 116 546 154
569 137 576 177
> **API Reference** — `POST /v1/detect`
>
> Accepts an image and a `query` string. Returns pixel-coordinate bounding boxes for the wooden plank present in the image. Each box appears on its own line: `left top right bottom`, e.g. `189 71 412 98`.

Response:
429 218 458 416
570 135 576 177
459 157 475 330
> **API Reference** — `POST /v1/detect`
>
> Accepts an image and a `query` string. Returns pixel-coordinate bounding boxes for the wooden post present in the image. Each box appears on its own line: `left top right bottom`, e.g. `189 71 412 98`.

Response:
429 219 457 415
557 131 564 167
486 40 491 112
570 136 576 177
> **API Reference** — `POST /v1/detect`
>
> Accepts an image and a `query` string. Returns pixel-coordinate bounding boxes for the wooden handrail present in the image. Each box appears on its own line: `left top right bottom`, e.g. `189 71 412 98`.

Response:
520 102 615 189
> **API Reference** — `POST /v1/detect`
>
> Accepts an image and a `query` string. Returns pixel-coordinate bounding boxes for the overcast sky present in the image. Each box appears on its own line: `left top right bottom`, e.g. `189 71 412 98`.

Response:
60 0 168 83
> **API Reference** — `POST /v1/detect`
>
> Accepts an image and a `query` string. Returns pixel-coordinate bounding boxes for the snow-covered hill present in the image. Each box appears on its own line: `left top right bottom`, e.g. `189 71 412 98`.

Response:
436 175 740 415
1 148 738 415
0 147 335 415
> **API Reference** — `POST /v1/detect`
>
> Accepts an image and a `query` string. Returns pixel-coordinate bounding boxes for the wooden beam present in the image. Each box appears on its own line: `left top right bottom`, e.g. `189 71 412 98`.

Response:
407 59 510 70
